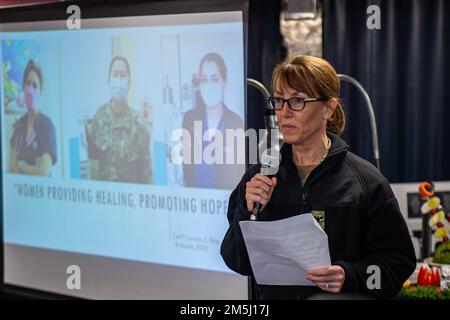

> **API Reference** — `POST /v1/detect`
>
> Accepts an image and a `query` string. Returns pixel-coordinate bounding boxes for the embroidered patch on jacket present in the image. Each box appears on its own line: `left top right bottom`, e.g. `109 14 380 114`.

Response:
311 210 325 230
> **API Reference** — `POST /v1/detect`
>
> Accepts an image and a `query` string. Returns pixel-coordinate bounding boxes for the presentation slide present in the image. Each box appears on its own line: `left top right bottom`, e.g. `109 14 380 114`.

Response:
1 9 247 299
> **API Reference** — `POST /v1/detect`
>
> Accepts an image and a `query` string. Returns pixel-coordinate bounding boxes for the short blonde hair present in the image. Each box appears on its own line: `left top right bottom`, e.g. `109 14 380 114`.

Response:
271 55 345 135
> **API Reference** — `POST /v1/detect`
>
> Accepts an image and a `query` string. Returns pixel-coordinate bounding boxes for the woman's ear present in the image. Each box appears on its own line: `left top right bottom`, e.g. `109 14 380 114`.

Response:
324 98 338 120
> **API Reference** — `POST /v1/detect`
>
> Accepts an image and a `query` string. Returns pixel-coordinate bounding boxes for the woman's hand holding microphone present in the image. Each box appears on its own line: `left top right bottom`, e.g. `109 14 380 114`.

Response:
245 174 277 213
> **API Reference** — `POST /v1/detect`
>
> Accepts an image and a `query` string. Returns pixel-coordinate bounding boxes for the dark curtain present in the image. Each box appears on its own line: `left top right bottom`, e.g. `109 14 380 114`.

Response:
247 0 284 131
323 0 450 183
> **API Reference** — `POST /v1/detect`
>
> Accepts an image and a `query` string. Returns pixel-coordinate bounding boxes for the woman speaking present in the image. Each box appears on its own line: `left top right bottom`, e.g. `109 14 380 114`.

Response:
221 55 416 299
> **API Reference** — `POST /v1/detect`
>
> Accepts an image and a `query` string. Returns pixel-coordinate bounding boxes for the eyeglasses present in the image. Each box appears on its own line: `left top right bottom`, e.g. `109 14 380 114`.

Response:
268 96 329 112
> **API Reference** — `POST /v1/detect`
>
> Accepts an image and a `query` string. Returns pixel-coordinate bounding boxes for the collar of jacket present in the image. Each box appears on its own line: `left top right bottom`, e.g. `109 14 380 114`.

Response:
278 131 349 188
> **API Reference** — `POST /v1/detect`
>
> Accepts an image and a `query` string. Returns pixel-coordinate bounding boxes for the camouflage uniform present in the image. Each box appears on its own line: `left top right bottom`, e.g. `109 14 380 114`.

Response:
86 100 152 184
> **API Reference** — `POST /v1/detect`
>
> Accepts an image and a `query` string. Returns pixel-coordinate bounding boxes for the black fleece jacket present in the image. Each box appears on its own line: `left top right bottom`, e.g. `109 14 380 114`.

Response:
220 132 416 299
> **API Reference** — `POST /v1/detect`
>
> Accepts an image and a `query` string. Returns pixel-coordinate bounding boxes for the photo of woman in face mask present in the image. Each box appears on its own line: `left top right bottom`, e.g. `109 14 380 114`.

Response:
9 59 57 176
86 56 152 184
182 52 244 189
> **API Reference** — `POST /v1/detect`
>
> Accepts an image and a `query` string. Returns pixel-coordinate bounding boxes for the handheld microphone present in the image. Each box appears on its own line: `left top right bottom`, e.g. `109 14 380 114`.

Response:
250 148 282 221
249 99 283 221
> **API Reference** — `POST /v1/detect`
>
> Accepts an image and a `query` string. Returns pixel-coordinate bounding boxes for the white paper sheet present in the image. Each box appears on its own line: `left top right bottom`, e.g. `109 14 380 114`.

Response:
239 213 331 286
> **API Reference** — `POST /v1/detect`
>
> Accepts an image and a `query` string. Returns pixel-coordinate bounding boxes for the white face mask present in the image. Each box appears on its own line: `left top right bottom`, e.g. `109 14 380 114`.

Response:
110 76 129 103
200 83 223 108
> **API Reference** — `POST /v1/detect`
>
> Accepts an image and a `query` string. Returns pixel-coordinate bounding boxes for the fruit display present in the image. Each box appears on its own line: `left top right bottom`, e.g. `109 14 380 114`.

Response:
417 265 440 286
397 182 450 299
418 182 450 243
399 285 450 300
433 241 450 264
399 265 450 300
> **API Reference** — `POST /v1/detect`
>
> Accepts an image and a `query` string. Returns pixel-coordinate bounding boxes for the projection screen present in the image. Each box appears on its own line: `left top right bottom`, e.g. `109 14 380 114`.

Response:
1 1 249 299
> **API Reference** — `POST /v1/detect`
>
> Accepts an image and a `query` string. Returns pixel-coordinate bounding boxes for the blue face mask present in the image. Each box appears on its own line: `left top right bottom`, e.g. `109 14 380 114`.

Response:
110 76 129 103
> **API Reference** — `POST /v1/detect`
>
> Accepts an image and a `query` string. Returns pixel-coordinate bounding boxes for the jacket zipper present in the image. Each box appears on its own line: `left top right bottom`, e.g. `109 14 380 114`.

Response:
300 189 307 215
294 146 346 215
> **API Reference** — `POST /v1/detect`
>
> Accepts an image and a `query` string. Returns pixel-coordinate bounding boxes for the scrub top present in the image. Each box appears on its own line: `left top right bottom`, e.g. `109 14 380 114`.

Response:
193 112 225 188
10 112 57 166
